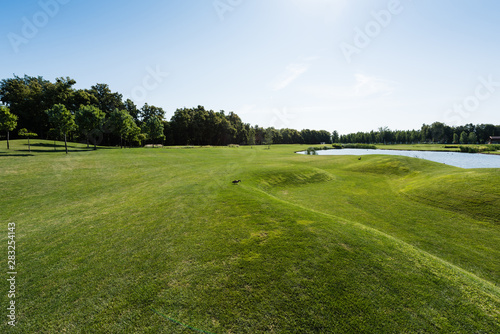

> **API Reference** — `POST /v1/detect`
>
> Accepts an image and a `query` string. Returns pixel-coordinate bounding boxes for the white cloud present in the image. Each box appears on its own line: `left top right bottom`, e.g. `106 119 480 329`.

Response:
354 74 396 97
302 73 397 99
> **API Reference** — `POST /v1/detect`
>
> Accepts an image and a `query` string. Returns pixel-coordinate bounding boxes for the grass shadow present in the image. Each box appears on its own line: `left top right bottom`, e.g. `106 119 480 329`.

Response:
0 153 35 157
17 142 116 153
30 143 67 148
18 149 94 153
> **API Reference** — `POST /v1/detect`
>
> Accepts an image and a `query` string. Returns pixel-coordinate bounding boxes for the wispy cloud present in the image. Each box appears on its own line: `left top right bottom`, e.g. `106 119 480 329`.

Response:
302 73 397 99
353 74 396 97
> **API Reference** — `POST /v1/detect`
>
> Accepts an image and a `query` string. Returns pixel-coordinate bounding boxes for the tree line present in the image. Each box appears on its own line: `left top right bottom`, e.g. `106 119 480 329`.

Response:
0 75 334 150
1 75 499 152
340 123 500 145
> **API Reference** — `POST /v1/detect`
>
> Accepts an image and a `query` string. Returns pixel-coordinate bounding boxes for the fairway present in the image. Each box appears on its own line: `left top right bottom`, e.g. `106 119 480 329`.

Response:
1 140 499 333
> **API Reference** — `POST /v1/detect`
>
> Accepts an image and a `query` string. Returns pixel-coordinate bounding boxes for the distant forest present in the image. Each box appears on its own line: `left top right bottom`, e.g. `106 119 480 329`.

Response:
1 75 499 147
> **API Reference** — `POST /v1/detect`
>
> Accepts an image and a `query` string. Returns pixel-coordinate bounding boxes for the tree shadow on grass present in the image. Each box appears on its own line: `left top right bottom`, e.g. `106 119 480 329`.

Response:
16 142 116 153
17 149 93 153
0 153 35 157
30 143 67 148
28 143 92 151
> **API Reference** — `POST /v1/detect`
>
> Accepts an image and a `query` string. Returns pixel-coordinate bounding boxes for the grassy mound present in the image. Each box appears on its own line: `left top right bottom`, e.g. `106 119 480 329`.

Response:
252 167 335 189
345 155 418 176
0 140 499 333
400 170 500 224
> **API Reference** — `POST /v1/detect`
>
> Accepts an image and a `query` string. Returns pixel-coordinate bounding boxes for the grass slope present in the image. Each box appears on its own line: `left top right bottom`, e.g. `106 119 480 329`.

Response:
1 140 499 333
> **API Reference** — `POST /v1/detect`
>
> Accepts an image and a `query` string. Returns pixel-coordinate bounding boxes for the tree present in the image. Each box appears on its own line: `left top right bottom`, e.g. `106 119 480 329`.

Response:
264 127 274 149
247 126 256 147
68 89 95 112
468 132 477 144
459 131 468 144
420 124 430 143
124 99 140 124
125 121 143 147
109 109 136 148
430 122 445 143
332 130 340 143
141 103 165 121
142 116 164 147
0 75 49 137
379 126 390 144
226 111 246 144
44 77 77 110
86 83 124 114
18 128 37 152
318 130 332 144
46 104 76 154
452 133 459 144
0 106 18 149
75 105 106 150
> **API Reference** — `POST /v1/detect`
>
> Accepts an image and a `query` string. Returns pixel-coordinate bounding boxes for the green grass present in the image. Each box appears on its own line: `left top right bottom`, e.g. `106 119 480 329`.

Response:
1 140 499 333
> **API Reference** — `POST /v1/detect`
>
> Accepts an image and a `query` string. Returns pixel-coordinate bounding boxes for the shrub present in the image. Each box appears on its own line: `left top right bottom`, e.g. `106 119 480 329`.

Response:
459 146 480 153
306 148 318 155
459 145 500 153
484 144 500 152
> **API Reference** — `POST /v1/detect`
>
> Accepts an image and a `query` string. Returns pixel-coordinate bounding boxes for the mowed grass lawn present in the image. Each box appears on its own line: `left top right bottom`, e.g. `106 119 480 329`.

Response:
1 140 499 333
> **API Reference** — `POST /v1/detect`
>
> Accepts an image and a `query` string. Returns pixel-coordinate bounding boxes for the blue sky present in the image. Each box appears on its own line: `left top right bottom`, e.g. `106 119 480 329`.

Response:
2 0 500 134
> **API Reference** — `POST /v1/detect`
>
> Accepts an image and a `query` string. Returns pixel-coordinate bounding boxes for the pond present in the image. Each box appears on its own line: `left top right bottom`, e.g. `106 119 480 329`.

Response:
298 149 500 169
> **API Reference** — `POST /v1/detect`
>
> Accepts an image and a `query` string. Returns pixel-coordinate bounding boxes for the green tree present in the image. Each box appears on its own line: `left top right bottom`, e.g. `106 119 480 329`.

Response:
430 122 445 143
0 75 48 136
86 83 124 114
0 106 18 150
226 111 246 144
18 128 37 152
420 124 430 143
124 99 140 123
75 105 105 150
264 127 274 149
468 132 477 144
142 116 164 147
332 130 340 143
125 122 143 147
44 77 77 109
247 126 256 147
379 126 390 144
68 89 95 112
452 133 459 144
46 104 76 154
459 131 468 144
141 103 165 121
109 109 137 148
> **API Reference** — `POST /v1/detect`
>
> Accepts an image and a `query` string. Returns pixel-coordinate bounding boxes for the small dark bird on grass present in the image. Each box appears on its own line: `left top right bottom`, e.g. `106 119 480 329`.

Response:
232 180 241 184
358 157 362 160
